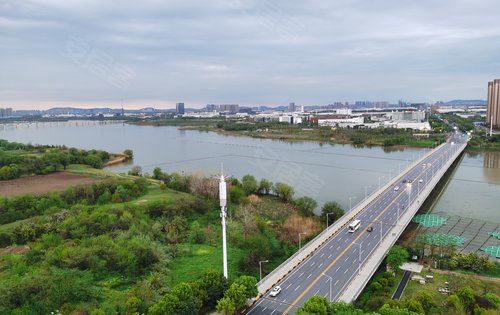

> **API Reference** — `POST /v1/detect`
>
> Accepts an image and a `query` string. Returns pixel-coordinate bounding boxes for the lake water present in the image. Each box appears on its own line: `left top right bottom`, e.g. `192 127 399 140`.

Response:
1 121 499 222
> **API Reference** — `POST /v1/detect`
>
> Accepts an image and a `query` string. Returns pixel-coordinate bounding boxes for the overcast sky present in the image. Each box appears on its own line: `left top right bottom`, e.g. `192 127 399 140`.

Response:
1 0 500 109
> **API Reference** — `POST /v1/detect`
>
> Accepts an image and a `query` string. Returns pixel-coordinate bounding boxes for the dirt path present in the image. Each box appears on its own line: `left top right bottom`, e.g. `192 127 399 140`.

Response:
429 268 500 283
0 172 100 197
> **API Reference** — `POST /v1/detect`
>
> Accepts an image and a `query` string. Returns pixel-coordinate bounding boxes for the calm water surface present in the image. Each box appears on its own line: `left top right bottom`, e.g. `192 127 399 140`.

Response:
1 121 498 221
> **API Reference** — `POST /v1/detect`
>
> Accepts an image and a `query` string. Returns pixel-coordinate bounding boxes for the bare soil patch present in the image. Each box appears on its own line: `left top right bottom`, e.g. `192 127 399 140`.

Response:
0 172 100 197
0 246 29 256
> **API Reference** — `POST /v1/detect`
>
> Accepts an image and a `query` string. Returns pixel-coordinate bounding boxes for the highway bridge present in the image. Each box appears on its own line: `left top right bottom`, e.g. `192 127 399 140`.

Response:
245 133 468 314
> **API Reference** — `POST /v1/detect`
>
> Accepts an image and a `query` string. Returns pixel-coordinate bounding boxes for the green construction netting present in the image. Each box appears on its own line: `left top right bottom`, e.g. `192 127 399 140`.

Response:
415 233 465 247
489 232 500 240
481 246 500 258
412 214 447 227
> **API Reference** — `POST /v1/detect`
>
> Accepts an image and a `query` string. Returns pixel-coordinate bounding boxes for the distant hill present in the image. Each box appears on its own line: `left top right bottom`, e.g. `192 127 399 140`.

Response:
441 100 486 106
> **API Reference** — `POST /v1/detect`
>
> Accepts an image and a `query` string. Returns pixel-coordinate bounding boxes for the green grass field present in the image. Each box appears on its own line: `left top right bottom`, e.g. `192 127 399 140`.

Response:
167 244 246 286
403 271 500 314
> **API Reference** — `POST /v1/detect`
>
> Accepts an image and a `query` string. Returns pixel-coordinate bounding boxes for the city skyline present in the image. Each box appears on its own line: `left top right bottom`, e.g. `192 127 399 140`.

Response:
2 1 500 110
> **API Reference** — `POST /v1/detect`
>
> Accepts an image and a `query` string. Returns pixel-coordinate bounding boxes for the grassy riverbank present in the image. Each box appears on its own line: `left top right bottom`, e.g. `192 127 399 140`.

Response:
132 118 445 148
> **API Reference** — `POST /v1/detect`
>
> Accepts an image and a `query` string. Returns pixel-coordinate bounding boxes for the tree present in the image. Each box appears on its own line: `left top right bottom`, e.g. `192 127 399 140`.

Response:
149 283 201 315
229 186 244 204
165 216 188 256
379 303 419 315
274 182 294 202
295 196 318 217
241 174 258 195
456 286 476 314
216 283 247 315
232 276 258 299
153 167 163 180
128 165 142 176
258 178 272 195
124 149 134 159
404 299 424 314
296 296 330 315
415 292 435 313
320 201 344 225
330 301 365 314
216 296 236 315
197 270 229 308
59 153 70 170
242 234 272 267
386 245 409 272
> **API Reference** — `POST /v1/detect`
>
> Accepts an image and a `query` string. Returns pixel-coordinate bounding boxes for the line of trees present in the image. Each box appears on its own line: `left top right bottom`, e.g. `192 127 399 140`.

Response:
0 177 149 230
151 169 345 226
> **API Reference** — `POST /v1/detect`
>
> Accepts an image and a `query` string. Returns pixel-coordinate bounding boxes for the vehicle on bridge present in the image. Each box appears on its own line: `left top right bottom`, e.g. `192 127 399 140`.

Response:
269 286 281 297
394 186 399 191
367 226 373 232
348 219 361 233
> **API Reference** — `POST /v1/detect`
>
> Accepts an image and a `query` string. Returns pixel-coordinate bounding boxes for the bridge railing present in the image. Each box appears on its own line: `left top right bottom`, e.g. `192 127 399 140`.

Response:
256 142 446 294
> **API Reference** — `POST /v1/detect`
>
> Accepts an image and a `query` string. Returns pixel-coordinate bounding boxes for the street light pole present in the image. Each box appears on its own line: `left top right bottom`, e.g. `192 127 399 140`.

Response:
375 219 383 240
407 184 411 209
326 212 333 228
353 242 362 275
259 260 268 282
349 196 357 212
299 232 306 250
321 273 333 302
364 185 371 200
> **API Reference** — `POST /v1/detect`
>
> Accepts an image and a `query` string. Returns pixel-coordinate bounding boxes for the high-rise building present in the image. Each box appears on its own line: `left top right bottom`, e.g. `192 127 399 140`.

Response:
176 103 185 115
219 104 239 114
288 102 296 112
206 104 219 112
487 79 500 130
0 108 13 118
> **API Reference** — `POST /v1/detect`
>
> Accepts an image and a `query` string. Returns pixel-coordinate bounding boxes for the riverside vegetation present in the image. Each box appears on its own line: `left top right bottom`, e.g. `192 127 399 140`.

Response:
132 117 445 148
0 139 132 180
0 140 343 314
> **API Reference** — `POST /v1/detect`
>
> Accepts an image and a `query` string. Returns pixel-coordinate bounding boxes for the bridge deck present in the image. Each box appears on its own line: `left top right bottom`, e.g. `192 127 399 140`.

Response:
245 133 467 314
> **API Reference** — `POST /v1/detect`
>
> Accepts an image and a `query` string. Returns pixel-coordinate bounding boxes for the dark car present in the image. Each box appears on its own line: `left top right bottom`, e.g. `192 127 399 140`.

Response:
367 226 373 232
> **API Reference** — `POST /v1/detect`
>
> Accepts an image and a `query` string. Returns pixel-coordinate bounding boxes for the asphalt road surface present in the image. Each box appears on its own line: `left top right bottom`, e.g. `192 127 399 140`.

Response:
245 133 466 314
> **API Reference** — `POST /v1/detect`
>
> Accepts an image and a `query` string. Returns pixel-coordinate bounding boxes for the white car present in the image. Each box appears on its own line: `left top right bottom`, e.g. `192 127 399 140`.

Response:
419 179 423 183
270 286 281 297
394 186 399 191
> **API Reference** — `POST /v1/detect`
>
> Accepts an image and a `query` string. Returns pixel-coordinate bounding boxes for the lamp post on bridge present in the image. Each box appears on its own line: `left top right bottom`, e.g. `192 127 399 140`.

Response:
364 185 372 200
353 242 362 275
326 212 334 228
321 273 333 302
407 184 411 209
349 196 357 212
374 219 383 241
259 260 268 282
299 232 306 251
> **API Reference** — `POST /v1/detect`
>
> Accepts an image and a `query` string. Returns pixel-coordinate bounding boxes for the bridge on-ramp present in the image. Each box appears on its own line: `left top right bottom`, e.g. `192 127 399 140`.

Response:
244 133 468 314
